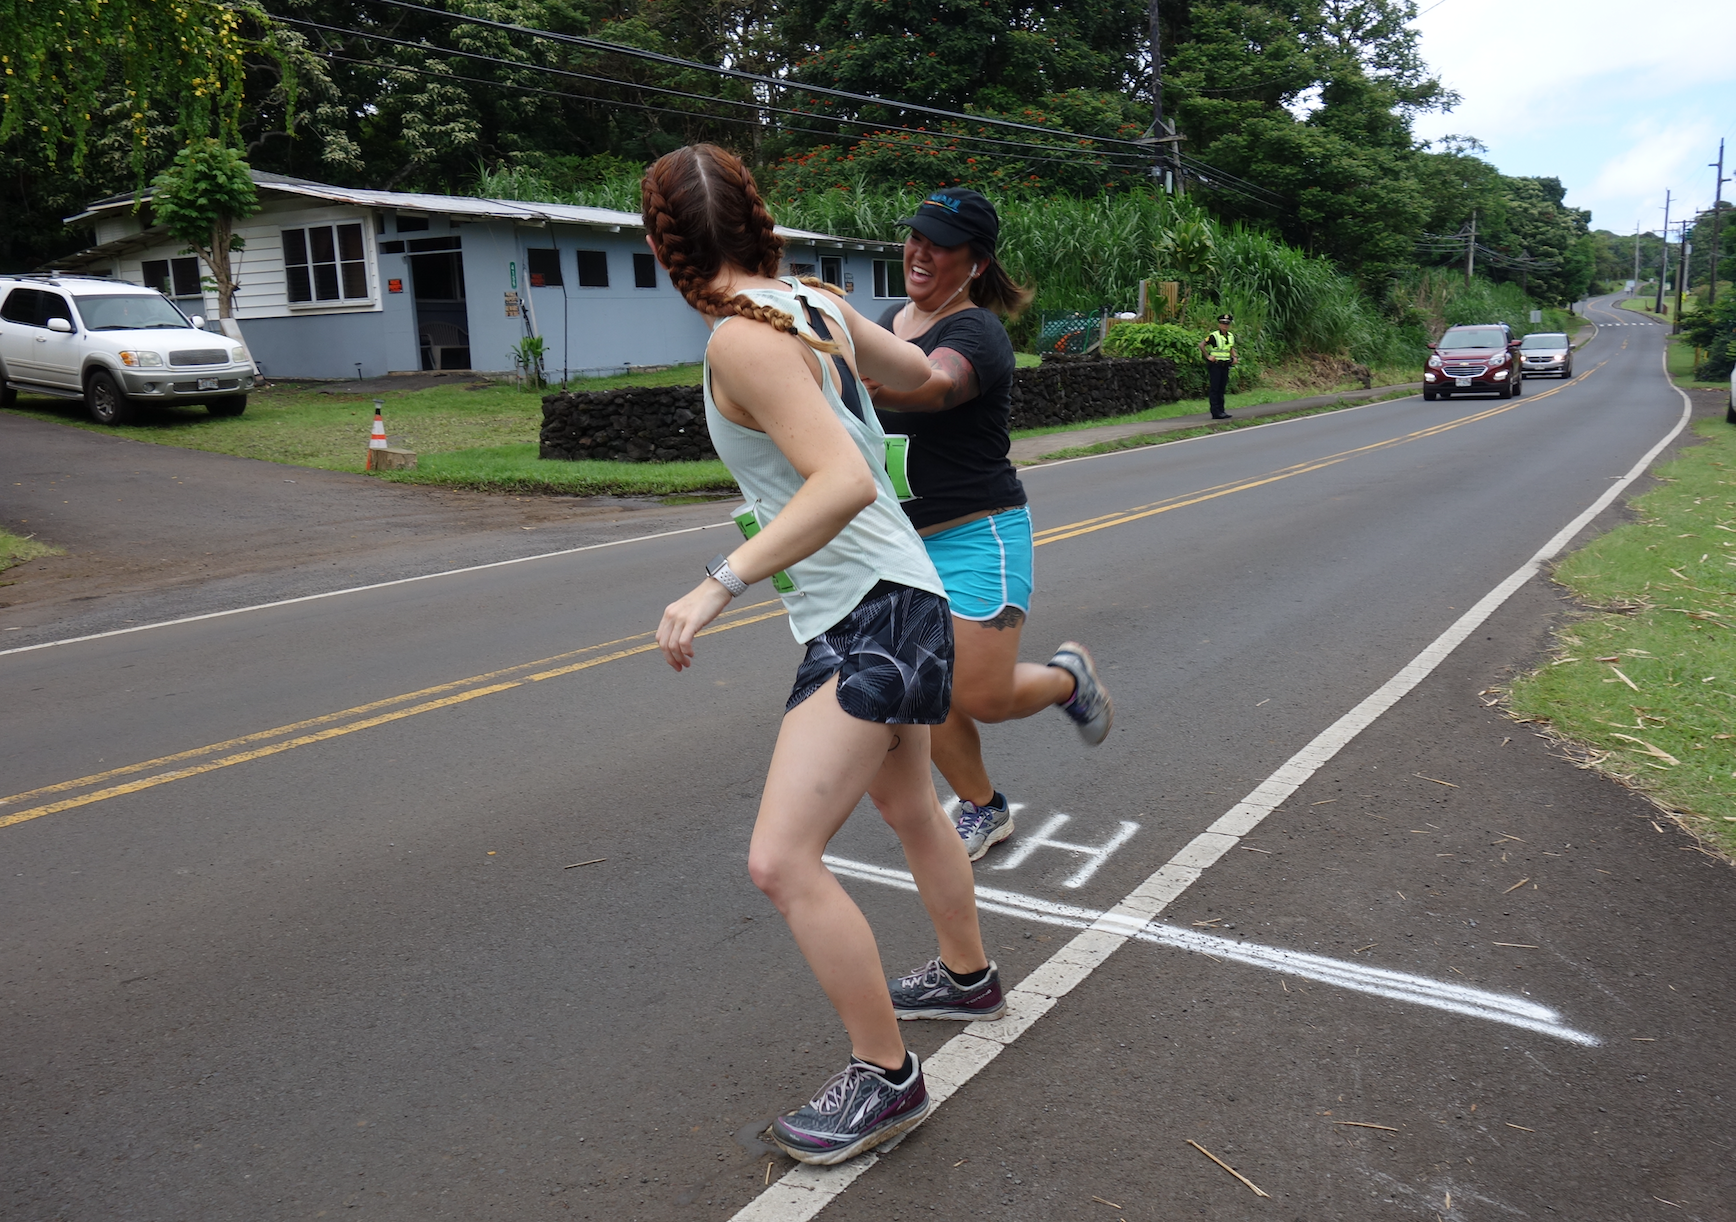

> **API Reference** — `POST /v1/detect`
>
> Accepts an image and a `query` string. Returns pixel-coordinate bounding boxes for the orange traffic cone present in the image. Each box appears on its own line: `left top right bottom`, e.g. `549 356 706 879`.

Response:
366 402 388 470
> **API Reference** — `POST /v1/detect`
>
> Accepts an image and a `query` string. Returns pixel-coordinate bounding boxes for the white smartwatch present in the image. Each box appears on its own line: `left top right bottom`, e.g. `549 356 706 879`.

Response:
706 552 748 597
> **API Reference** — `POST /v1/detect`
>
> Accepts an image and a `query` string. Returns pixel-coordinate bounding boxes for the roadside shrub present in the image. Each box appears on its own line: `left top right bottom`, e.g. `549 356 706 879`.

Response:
1104 322 1211 396
1681 297 1736 380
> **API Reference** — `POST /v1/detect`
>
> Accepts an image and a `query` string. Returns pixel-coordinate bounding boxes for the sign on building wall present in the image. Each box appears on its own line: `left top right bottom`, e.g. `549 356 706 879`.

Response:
505 290 521 318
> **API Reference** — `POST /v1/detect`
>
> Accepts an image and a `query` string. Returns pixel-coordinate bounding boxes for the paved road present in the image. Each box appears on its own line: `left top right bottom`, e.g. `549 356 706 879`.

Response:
3 297 1731 1221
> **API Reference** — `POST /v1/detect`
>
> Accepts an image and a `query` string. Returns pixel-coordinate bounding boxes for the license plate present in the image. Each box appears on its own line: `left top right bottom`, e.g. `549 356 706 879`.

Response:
1455 377 1471 388
197 378 219 390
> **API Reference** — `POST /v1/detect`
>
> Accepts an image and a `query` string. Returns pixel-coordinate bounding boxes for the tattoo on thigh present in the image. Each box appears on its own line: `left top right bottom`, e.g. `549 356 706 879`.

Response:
888 733 903 753
984 605 1026 631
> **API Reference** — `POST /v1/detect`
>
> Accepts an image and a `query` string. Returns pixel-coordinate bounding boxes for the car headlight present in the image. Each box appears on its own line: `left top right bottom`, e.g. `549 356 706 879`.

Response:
118 350 164 367
1427 355 1442 368
231 347 249 363
1488 354 1506 366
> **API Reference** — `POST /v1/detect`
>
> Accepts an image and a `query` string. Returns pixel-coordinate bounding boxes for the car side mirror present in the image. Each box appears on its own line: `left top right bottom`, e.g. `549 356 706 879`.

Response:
1426 343 1437 351
191 315 206 330
47 316 73 333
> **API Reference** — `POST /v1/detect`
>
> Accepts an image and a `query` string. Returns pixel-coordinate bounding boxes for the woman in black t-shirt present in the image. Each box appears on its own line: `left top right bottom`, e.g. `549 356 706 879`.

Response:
867 189 1114 867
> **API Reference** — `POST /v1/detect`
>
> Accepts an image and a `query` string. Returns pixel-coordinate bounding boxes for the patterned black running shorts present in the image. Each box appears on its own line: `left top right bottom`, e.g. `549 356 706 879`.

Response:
787 581 954 725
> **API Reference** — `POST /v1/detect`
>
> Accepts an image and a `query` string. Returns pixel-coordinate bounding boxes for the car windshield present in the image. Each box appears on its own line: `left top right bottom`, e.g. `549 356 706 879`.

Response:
1440 328 1507 348
72 293 191 331
1521 333 1569 350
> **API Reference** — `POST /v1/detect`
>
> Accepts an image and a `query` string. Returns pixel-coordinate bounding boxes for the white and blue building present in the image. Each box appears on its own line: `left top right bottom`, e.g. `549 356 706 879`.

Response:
51 172 909 381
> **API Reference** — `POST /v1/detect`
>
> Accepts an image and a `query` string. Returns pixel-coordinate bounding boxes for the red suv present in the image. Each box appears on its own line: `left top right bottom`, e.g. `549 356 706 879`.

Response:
1423 324 1522 400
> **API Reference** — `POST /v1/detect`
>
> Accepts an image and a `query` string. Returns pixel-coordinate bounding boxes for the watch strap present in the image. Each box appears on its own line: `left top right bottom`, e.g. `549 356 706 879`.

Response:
706 553 748 597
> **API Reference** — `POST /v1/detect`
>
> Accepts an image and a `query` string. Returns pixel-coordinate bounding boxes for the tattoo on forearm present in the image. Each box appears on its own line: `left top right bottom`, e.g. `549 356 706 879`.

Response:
929 347 980 408
984 605 1026 631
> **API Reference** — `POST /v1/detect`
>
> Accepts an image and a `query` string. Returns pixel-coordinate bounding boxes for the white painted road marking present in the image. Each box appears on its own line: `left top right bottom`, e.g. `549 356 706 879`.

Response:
730 352 1689 1222
989 811 1140 887
0 519 736 658
826 855 1599 1047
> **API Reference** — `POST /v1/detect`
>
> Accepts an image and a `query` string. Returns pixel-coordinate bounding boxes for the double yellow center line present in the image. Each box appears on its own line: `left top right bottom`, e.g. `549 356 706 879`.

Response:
3 372 1600 831
0 602 787 830
1034 363 1601 547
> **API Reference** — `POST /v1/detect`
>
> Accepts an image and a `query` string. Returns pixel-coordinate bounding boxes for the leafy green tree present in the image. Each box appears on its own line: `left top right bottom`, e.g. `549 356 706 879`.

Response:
776 0 1148 115
1164 0 1450 284
150 139 260 321
1679 295 1736 379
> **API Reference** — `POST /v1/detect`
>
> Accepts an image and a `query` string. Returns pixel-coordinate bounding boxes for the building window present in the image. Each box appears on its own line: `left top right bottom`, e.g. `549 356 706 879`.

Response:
576 250 609 288
527 248 564 288
633 252 658 289
873 260 906 298
284 223 369 303
821 256 842 286
396 214 430 232
142 256 202 297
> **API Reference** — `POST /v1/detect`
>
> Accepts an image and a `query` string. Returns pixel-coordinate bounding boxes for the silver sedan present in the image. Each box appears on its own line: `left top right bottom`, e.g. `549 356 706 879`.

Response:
1519 332 1573 379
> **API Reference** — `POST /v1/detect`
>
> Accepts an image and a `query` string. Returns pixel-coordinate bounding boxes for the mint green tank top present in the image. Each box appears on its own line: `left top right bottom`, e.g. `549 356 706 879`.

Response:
704 280 945 643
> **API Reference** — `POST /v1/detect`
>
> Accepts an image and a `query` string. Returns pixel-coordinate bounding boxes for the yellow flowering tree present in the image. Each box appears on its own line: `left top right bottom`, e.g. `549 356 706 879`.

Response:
0 0 284 177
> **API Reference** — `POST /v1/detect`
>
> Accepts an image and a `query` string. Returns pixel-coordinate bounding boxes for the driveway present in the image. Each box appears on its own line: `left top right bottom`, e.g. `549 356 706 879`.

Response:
0 411 726 644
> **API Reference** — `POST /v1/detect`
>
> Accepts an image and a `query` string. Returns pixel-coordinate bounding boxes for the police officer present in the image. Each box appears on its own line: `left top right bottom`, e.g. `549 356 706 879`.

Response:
1198 313 1237 420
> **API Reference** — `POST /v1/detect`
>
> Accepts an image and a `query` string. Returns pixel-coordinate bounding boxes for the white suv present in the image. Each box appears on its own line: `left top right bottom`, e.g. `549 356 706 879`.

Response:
0 274 257 425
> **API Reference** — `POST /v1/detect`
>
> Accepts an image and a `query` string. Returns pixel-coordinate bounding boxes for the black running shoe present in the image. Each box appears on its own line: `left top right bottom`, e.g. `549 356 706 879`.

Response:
889 957 1007 1021
770 1056 932 1165
1048 641 1113 745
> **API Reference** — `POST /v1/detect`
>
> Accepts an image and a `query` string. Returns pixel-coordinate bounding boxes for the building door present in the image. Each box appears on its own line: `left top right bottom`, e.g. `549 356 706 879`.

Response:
409 252 470 370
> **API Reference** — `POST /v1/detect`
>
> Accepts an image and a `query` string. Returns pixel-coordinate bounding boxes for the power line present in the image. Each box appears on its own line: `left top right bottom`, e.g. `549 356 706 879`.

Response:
319 0 1153 150
309 51 1152 180
280 16 1154 169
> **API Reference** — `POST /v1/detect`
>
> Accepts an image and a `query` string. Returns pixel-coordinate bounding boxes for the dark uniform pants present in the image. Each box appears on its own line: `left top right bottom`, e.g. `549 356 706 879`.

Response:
1207 360 1232 416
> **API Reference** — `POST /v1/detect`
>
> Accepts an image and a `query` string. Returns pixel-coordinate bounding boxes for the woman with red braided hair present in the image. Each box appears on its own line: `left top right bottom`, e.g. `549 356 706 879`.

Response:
646 144 1001 1165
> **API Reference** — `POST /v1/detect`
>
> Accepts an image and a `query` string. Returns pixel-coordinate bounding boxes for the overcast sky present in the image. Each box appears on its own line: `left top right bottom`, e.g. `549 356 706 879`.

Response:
1408 0 1736 239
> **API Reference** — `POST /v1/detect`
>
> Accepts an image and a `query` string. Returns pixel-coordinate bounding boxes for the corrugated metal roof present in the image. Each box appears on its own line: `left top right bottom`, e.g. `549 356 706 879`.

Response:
64 170 899 251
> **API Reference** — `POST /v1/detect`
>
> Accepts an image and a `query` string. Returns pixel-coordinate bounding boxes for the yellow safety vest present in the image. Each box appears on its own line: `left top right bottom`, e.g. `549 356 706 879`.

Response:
1205 330 1236 360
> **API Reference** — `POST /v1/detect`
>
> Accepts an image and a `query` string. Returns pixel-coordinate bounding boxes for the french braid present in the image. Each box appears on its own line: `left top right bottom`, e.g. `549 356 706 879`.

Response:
641 145 838 354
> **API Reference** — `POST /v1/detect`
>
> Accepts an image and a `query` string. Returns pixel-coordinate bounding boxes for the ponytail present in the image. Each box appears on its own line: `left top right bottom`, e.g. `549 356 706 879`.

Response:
967 247 1035 319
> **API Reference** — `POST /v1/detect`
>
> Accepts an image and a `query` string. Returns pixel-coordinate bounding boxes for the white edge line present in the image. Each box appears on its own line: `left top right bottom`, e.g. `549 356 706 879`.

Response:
732 349 1691 1222
0 519 731 659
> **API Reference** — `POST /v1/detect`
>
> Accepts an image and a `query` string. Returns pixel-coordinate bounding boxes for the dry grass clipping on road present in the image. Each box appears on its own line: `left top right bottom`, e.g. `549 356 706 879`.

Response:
1507 417 1736 858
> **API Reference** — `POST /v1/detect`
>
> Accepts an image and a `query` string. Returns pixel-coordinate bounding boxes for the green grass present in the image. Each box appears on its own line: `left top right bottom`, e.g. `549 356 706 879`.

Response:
1507 418 1736 857
1667 335 1728 390
1 366 739 495
0 528 63 573
377 444 737 497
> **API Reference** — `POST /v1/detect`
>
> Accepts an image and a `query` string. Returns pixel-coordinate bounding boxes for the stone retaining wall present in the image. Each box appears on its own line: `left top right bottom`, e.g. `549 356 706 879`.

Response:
539 354 1179 463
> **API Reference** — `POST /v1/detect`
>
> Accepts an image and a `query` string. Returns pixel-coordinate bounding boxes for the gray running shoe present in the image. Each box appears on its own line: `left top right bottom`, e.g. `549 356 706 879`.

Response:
889 957 1007 1021
769 1056 932 1165
1048 641 1113 745
955 791 1014 861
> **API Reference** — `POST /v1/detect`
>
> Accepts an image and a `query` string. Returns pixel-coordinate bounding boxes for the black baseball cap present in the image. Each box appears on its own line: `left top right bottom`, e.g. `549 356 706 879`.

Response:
898 188 999 251
1217 314 1234 323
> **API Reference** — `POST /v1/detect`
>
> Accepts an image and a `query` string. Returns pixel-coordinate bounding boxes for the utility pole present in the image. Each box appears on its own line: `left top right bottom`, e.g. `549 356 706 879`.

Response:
1141 0 1182 194
1633 228 1642 293
1655 190 1671 314
1709 138 1727 306
1675 221 1690 332
1465 211 1476 287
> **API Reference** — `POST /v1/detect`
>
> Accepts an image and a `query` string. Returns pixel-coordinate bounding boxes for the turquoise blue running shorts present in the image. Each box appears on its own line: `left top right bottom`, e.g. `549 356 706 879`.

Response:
921 506 1034 621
